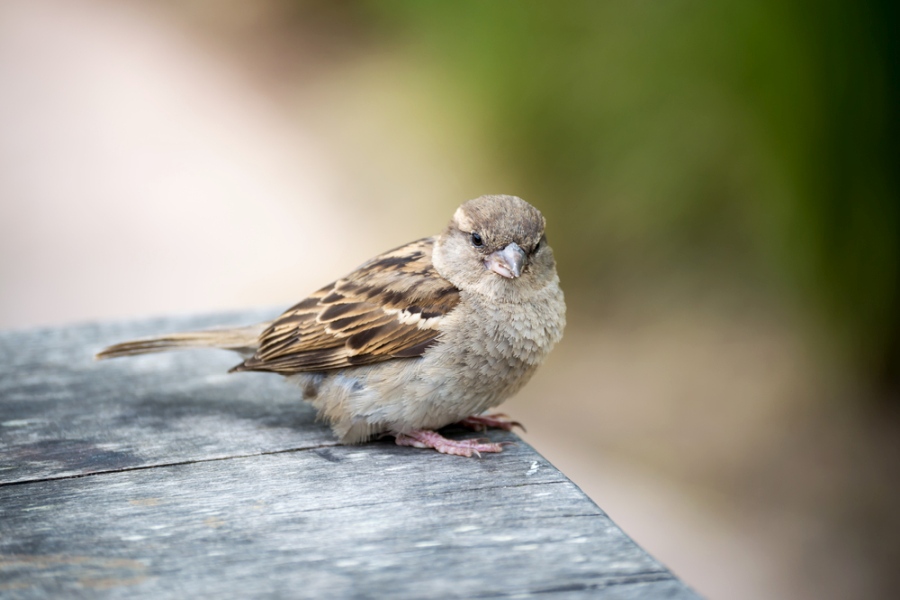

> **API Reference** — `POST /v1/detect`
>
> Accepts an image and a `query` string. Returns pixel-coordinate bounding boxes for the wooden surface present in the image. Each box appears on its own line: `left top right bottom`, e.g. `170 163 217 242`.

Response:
0 312 699 599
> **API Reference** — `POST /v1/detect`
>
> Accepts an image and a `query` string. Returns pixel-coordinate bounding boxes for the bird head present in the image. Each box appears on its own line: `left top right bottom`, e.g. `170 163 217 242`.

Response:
434 195 558 301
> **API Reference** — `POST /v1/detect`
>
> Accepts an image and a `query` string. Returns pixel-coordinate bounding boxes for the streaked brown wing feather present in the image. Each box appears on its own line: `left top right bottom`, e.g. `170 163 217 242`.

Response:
232 238 460 374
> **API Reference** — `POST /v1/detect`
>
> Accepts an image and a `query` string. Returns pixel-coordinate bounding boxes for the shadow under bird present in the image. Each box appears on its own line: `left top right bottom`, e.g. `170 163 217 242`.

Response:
98 195 566 457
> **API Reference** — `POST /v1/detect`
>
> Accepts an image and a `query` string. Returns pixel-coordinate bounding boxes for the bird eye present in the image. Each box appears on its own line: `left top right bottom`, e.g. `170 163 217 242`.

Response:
470 232 484 247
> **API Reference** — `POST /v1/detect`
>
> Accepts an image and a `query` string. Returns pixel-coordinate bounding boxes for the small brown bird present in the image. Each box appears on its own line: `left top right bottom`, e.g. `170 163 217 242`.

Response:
98 195 566 457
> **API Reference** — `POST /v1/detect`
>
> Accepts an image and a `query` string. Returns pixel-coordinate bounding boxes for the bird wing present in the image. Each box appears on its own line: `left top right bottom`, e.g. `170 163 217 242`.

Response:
232 238 460 374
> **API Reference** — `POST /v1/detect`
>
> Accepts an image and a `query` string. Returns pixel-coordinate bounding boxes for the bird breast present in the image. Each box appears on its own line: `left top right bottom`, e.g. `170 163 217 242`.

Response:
419 281 566 414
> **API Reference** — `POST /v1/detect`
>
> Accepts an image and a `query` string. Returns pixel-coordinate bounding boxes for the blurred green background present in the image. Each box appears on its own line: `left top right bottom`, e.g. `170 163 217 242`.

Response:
357 0 900 397
1 1 898 598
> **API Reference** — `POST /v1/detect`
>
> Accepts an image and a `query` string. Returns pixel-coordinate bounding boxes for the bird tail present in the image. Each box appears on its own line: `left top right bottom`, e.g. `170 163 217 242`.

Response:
95 323 269 360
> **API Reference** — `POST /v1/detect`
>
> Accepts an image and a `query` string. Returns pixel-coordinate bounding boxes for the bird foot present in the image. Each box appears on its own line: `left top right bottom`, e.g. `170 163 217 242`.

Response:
457 413 525 432
394 430 507 457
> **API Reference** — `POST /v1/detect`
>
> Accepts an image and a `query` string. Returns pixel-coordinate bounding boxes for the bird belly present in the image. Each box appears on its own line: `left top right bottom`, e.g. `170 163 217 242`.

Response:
290 285 565 443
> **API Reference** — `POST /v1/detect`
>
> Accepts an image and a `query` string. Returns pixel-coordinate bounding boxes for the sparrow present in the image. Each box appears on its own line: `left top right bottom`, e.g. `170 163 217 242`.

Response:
97 195 566 457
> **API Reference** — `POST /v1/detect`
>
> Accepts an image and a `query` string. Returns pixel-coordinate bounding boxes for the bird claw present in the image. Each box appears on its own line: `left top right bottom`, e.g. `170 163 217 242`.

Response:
394 430 506 458
457 413 526 432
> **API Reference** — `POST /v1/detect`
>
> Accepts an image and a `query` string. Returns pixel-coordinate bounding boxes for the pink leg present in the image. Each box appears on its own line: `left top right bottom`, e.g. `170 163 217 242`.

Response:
457 413 525 432
394 429 507 458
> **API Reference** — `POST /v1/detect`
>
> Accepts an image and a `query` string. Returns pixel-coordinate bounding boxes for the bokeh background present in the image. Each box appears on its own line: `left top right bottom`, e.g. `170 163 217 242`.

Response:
1 1 898 598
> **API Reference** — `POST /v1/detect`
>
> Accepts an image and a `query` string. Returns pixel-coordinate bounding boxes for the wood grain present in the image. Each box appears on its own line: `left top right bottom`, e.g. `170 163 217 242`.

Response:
0 313 699 598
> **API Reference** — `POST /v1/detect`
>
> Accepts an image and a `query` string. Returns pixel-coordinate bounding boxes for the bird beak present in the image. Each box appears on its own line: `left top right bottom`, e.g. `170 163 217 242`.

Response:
485 243 527 278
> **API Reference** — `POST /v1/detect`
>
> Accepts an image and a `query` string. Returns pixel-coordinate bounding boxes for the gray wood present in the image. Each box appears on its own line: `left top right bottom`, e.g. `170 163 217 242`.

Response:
0 310 335 485
0 313 699 599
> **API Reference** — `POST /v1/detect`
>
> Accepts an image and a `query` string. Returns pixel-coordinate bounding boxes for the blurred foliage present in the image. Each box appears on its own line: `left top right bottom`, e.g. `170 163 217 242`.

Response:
288 1 900 395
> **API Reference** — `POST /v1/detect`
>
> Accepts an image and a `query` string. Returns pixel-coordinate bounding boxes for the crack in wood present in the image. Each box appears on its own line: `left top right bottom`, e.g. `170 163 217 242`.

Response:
0 442 342 488
470 572 680 598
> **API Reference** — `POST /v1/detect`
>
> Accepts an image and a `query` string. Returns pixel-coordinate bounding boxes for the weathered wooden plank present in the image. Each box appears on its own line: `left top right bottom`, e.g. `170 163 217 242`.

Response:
0 311 340 484
0 314 700 598
0 445 691 599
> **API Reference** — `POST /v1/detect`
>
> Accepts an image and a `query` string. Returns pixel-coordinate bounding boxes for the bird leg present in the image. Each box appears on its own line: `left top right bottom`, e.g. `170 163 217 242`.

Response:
457 413 525 432
394 430 506 457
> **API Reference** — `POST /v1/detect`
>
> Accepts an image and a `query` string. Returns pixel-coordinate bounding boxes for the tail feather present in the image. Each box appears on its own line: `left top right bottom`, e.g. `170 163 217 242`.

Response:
96 324 268 360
